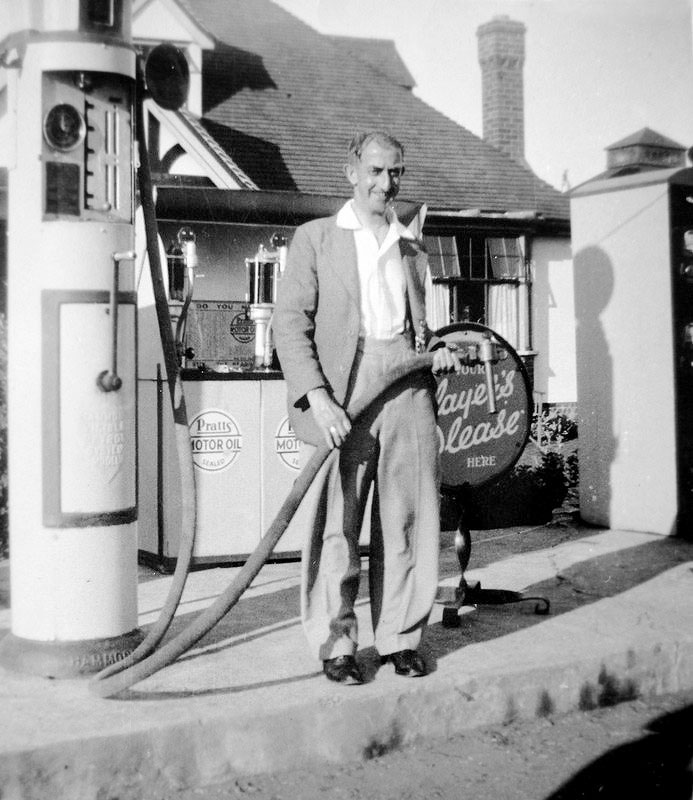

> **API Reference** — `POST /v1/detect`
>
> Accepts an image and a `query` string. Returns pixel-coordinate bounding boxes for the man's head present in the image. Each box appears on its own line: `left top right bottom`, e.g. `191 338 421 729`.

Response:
344 131 405 220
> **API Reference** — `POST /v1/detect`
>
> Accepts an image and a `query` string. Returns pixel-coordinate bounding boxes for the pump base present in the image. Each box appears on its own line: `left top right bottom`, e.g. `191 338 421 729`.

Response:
0 628 145 679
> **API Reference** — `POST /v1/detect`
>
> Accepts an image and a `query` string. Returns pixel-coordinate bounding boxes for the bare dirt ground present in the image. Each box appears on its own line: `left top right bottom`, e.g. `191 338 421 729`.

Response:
173 688 693 799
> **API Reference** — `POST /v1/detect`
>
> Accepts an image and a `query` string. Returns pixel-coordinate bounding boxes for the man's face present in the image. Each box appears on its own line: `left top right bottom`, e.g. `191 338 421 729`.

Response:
346 140 404 217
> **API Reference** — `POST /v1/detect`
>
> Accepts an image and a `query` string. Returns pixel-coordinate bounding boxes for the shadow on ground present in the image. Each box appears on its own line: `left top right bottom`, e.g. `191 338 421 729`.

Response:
546 701 693 799
427 530 693 660
132 526 693 674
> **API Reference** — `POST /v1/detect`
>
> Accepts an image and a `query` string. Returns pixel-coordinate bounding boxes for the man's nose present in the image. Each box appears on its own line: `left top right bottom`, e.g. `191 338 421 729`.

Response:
378 171 392 191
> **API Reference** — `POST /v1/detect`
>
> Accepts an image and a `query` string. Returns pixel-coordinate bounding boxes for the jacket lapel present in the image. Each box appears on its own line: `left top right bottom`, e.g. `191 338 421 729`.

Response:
326 224 360 307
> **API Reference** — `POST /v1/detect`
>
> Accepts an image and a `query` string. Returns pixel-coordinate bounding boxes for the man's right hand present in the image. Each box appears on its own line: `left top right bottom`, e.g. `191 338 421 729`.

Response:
307 387 352 449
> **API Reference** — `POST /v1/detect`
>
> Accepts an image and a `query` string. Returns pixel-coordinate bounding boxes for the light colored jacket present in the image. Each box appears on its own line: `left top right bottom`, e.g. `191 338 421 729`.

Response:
273 213 441 444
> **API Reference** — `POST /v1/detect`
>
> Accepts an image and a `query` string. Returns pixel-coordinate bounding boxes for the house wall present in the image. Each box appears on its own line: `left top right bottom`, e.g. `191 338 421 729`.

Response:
531 236 576 406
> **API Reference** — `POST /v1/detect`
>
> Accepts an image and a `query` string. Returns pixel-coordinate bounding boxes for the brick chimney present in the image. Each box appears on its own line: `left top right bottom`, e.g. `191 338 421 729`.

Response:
477 16 526 163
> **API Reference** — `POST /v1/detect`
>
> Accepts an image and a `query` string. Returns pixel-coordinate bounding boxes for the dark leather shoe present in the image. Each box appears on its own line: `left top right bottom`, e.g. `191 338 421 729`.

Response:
381 649 427 677
323 655 364 684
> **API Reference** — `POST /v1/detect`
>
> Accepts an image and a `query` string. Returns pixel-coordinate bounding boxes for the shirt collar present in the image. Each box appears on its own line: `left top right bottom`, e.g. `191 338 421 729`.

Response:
336 200 415 240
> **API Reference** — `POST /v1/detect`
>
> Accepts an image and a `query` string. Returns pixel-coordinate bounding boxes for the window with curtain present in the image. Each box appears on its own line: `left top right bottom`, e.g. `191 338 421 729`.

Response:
423 233 529 350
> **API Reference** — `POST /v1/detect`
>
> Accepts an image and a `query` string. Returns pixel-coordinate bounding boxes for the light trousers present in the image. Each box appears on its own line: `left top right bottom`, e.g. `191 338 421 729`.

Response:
296 336 441 661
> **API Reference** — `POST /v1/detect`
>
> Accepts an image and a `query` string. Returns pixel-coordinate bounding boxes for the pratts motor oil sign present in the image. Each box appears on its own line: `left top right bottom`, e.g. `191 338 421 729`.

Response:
189 409 243 472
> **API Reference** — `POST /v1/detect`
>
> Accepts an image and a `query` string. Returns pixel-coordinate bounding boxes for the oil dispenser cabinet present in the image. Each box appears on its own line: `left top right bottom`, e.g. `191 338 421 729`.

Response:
571 166 693 536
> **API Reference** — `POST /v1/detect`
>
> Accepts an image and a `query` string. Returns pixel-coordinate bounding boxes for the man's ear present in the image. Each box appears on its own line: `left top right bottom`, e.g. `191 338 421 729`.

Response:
343 162 357 187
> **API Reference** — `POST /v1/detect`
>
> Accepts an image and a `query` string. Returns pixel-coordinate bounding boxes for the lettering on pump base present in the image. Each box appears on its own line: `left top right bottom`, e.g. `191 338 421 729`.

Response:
189 409 243 472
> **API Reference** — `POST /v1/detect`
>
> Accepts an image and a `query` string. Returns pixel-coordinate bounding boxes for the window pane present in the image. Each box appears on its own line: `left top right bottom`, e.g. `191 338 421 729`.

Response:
468 234 486 279
423 235 441 256
457 235 476 279
427 252 446 278
440 236 460 276
487 238 523 279
424 235 459 277
424 236 444 277
452 282 485 325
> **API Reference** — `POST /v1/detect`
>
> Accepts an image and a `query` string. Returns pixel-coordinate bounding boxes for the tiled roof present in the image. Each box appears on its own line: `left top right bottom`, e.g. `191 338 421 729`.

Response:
606 127 685 152
178 0 569 220
327 36 416 89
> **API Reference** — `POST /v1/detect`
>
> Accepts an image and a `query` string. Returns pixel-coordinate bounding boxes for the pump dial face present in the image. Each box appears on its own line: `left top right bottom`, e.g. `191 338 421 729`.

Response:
43 104 86 152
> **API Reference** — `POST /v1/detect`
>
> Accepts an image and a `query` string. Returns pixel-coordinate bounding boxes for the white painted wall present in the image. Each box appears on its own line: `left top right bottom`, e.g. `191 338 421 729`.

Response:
571 169 680 535
531 236 576 405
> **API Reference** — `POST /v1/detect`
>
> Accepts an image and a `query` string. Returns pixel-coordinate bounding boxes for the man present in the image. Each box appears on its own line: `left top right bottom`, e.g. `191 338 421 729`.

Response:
273 131 460 684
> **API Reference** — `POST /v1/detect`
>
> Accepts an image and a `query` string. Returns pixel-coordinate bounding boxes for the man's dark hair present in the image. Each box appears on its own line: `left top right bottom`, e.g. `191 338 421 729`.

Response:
347 131 404 165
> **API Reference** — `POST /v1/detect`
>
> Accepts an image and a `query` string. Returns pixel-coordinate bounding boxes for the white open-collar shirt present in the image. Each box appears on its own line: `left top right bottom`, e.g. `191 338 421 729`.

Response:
336 200 415 340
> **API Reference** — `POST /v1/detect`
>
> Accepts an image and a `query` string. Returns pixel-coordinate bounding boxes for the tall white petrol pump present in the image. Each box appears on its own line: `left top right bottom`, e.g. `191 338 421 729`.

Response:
0 1 143 676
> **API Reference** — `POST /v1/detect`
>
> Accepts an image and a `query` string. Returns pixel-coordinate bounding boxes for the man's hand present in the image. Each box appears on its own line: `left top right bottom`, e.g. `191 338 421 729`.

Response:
307 387 352 449
432 344 463 375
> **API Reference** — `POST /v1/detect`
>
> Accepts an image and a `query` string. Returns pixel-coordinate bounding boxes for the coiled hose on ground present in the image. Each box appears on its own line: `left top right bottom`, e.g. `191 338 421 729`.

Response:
89 351 435 698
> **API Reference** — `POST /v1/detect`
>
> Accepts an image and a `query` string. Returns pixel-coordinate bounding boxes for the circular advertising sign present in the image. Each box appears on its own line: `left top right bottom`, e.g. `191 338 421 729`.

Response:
275 416 300 471
188 408 242 472
229 312 255 344
435 323 531 490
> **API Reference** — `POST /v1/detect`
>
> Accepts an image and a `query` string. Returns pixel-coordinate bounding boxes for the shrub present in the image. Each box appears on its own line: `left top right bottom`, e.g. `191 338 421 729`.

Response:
442 448 573 531
531 405 578 449
460 451 569 529
565 452 579 488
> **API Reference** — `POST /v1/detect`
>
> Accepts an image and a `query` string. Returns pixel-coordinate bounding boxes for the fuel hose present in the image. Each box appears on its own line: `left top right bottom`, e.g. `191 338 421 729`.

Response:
89 352 435 698
92 94 198 683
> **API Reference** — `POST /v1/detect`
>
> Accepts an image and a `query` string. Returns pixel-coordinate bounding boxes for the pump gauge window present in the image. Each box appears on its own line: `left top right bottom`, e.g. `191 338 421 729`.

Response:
43 104 86 152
